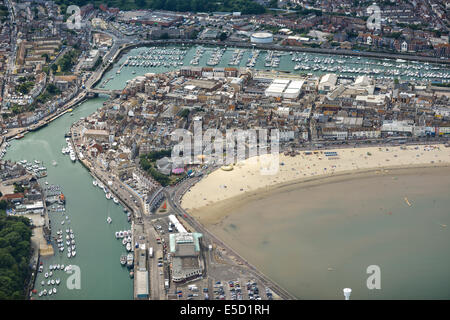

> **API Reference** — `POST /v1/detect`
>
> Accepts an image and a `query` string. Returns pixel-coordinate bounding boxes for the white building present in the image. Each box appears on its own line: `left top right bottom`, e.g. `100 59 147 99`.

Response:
82 49 100 70
318 74 337 92
282 80 304 99
250 32 273 44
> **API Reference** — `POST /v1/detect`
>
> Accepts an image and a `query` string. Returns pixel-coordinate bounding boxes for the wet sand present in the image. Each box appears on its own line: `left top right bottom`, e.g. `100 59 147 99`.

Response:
192 166 450 299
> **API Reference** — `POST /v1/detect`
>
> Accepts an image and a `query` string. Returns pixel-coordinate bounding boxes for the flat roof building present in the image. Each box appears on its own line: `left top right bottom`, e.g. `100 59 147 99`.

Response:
169 232 204 283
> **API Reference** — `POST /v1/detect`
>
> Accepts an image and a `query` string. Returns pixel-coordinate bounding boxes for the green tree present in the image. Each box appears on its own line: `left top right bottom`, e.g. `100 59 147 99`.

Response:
219 32 228 42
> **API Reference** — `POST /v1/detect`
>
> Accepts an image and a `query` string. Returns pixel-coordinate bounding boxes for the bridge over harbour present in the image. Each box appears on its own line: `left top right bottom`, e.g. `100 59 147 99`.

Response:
87 88 123 96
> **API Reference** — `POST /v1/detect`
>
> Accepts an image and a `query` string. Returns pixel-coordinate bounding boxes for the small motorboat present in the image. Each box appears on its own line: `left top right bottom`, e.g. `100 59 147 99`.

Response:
115 232 119 239
55 279 60 285
51 279 55 285
44 272 48 278
49 271 53 277
60 264 64 270
67 252 71 258
53 288 57 294
72 251 76 257
120 255 127 266
47 280 51 285
48 290 52 296
107 216 112 224
41 281 45 286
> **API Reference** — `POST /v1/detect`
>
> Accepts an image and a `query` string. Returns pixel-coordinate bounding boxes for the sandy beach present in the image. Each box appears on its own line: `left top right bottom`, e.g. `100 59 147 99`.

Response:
181 144 450 223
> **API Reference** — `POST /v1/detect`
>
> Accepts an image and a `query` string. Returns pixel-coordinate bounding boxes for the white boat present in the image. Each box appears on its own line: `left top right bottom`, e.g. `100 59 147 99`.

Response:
107 216 112 224
53 288 57 294
48 290 52 296
93 180 98 186
122 238 127 245
72 251 76 257
106 193 112 200
44 272 48 278
49 271 53 277
113 197 119 204
69 152 76 162
51 279 55 285
126 242 132 251
119 231 124 238
60 264 64 270
67 252 71 258
115 232 120 238
55 279 60 285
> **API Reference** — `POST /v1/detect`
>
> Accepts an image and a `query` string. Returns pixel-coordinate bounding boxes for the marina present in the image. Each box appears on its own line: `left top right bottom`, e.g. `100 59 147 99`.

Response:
97 45 450 91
